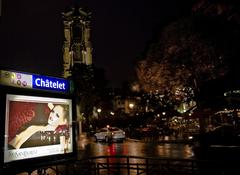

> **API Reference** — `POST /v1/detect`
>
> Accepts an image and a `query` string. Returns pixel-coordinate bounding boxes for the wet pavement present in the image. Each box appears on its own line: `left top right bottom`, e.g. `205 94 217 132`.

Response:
15 133 194 175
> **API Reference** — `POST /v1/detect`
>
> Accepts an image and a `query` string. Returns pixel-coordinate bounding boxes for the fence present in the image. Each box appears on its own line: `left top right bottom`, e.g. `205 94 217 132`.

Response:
5 155 240 175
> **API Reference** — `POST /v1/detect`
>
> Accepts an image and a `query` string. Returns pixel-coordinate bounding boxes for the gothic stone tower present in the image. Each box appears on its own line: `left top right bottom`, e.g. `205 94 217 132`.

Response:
62 6 92 78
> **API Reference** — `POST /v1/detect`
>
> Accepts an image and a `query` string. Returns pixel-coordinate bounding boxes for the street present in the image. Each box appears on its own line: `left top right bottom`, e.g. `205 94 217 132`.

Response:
16 135 240 175
77 134 194 160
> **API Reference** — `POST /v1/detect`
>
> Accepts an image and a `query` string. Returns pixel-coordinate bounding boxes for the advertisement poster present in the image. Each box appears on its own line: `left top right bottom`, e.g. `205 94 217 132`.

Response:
4 94 73 163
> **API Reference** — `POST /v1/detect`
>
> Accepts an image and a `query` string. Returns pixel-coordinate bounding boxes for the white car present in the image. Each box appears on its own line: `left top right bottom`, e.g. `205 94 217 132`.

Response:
94 127 126 142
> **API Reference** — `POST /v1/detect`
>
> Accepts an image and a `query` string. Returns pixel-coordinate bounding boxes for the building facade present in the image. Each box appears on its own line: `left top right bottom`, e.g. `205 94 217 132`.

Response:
62 6 92 78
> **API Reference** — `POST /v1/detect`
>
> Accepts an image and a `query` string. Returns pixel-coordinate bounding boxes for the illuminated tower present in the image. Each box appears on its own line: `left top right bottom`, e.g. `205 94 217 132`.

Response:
62 6 92 78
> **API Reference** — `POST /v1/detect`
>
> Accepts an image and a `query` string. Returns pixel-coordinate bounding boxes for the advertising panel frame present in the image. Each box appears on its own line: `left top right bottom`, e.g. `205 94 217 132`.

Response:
0 84 77 173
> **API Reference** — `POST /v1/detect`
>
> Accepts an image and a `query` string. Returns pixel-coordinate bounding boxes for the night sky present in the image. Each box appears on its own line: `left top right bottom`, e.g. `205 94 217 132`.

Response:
0 0 194 87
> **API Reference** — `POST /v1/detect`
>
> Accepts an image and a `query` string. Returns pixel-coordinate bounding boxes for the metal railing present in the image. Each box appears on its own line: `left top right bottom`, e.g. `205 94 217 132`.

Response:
71 155 240 175
73 155 198 175
9 155 240 175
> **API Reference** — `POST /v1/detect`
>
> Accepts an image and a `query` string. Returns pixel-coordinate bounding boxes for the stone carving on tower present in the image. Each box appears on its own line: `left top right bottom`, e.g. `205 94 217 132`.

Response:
62 6 92 78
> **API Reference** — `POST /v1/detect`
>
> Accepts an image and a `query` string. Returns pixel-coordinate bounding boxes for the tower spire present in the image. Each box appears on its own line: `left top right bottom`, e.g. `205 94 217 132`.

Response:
62 4 92 78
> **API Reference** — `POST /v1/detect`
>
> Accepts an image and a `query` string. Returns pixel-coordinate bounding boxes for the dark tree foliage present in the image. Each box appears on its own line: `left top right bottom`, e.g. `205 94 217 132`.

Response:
192 0 240 77
136 0 240 106
69 63 108 131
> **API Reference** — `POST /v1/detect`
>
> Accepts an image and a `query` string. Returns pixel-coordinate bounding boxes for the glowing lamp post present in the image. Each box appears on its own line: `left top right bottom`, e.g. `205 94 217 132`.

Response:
97 108 102 113
129 103 134 109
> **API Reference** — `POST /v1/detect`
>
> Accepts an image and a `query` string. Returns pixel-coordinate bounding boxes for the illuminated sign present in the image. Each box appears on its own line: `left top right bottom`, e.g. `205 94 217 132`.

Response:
32 75 69 92
0 70 32 89
0 70 71 93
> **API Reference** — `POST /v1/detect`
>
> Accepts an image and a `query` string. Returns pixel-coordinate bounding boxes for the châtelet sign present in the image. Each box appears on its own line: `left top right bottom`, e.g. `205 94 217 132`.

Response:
0 69 71 93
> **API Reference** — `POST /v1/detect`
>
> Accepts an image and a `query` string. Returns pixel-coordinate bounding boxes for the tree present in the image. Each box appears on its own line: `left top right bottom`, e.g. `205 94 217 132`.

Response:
192 0 240 79
70 63 108 133
136 1 240 105
192 0 240 25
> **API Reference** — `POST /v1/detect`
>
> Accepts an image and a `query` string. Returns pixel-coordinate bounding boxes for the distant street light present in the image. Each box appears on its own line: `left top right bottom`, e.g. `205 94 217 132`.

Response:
97 108 102 113
129 103 134 109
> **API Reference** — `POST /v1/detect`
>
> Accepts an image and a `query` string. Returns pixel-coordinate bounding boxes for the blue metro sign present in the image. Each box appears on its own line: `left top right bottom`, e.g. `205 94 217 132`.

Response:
32 75 70 93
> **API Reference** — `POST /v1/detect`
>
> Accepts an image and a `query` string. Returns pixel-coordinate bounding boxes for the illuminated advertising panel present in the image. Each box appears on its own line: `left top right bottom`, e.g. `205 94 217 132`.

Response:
3 94 73 163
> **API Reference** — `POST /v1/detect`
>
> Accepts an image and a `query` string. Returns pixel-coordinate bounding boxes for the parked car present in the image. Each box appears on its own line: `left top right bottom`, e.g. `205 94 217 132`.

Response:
94 126 126 142
192 124 240 159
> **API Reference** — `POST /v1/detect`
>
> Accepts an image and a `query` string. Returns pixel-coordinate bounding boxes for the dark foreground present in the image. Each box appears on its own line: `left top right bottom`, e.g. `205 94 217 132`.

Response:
3 133 240 175
3 154 240 175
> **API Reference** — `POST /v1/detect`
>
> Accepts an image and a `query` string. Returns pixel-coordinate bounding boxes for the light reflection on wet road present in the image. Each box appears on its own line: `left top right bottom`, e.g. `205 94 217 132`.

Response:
78 137 194 159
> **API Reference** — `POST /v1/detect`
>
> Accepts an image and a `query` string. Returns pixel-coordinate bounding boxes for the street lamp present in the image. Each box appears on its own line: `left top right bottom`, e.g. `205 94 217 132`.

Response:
97 108 102 113
129 103 134 109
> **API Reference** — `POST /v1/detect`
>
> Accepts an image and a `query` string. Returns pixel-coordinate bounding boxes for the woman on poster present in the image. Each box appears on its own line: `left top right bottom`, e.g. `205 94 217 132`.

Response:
9 103 69 149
